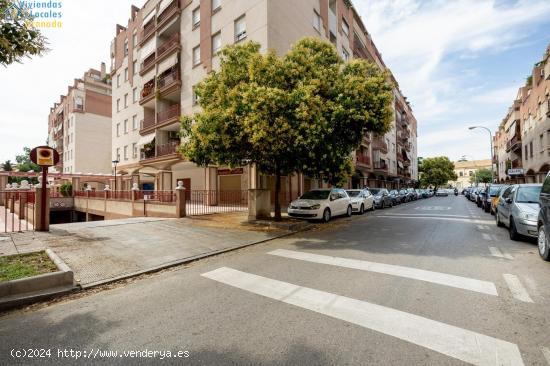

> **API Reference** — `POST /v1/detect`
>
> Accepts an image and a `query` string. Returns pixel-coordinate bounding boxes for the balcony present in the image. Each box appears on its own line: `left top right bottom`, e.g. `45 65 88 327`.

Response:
157 104 181 125
373 160 388 171
157 33 181 61
156 0 181 29
140 52 156 76
140 140 180 162
157 68 181 94
139 79 155 105
372 139 388 154
356 154 371 167
139 20 156 45
72 104 84 113
141 115 155 131
353 33 369 60
506 135 522 152
401 129 410 139
511 158 522 168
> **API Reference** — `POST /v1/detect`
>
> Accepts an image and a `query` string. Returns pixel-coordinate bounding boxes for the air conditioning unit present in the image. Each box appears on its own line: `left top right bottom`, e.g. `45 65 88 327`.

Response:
235 31 247 42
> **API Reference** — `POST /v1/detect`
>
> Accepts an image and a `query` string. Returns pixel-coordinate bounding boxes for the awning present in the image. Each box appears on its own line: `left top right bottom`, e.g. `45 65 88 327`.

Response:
143 9 156 26
158 53 178 74
140 38 156 61
138 133 155 147
158 0 172 16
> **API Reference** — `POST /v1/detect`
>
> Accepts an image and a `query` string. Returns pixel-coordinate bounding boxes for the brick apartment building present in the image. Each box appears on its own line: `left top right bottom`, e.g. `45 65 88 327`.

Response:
493 44 550 183
109 0 419 200
47 64 112 175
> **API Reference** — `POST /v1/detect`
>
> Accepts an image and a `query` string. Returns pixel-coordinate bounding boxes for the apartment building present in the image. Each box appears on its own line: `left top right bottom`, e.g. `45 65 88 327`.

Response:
493 44 550 183
110 0 418 197
451 159 492 189
47 64 112 174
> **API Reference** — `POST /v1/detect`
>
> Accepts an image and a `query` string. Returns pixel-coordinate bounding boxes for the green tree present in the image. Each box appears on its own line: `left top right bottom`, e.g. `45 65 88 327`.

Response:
2 160 12 171
15 147 40 172
419 156 457 190
0 0 48 66
180 38 393 219
469 168 492 184
59 182 72 197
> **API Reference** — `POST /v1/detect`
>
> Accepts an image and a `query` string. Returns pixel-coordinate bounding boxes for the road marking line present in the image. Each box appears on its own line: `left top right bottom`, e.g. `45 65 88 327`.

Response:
542 347 550 365
503 274 534 303
489 247 513 260
482 233 492 241
268 249 498 296
202 267 524 366
374 215 494 225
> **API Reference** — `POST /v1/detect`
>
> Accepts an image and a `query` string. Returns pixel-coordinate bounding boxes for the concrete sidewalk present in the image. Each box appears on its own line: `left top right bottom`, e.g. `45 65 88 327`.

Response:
0 217 291 288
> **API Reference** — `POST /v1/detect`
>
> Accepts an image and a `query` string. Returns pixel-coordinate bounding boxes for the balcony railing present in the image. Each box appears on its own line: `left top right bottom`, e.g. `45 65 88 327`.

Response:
157 141 180 157
141 115 155 130
356 154 371 166
157 33 180 58
401 129 410 139
140 52 156 74
157 104 181 124
373 160 388 171
511 159 521 168
506 135 521 152
140 79 155 102
140 20 156 44
157 69 180 89
157 0 180 26
372 140 388 154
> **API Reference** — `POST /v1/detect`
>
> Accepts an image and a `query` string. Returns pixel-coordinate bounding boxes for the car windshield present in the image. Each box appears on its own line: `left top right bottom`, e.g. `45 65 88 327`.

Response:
370 189 380 195
515 186 542 203
300 190 330 200
346 190 361 197
489 186 502 196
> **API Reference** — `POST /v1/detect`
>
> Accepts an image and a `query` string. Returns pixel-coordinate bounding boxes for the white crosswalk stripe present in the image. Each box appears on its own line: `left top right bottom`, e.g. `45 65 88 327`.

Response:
542 347 550 365
268 249 498 296
489 247 514 260
503 274 534 303
202 267 525 366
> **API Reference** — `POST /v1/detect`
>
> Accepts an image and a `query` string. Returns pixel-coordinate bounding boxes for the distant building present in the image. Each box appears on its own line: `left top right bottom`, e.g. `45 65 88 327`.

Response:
47 64 112 174
450 159 492 189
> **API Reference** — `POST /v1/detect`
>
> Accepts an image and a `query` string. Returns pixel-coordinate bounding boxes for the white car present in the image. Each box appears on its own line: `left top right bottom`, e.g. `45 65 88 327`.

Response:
346 189 375 214
435 189 449 197
288 188 352 222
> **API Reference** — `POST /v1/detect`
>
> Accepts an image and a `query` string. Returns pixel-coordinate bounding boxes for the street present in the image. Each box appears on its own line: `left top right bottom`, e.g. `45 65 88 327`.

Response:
1 196 549 366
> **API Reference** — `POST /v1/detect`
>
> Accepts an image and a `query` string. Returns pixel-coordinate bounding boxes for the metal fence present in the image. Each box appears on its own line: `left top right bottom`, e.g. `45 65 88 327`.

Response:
0 191 35 233
186 190 248 216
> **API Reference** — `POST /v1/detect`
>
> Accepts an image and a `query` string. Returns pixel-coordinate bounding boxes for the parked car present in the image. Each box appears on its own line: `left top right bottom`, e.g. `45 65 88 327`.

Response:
370 188 393 209
537 173 550 261
415 189 424 199
488 184 507 215
470 187 479 202
495 184 542 240
388 190 402 205
435 189 448 196
399 189 410 202
288 188 352 223
346 189 375 214
407 188 418 201
476 187 487 208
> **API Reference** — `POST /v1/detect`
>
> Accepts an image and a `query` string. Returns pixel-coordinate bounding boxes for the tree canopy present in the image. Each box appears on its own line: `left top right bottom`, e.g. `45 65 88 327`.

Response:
469 168 492 184
180 38 393 219
15 147 40 173
0 0 48 66
2 160 12 171
419 156 457 189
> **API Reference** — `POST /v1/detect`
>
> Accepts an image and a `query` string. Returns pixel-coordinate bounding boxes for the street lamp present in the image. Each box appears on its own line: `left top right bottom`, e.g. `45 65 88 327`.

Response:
112 159 119 193
468 126 495 183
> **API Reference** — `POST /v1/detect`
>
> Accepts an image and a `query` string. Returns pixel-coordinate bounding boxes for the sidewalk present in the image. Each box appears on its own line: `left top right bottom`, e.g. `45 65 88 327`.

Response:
0 215 292 288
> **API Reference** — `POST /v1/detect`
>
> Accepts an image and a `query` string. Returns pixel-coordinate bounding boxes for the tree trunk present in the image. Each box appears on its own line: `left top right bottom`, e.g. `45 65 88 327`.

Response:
274 169 282 221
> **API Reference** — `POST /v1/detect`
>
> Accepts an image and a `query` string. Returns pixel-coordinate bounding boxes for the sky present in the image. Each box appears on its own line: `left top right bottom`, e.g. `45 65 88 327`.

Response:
1 0 550 164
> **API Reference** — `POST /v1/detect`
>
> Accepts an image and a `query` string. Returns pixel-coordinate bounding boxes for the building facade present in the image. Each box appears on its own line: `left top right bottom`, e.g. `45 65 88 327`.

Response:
493 44 550 183
47 64 112 175
451 159 492 189
110 0 419 200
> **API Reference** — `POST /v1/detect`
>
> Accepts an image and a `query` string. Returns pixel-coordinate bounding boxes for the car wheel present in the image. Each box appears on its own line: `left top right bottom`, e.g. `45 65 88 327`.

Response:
381 201 385 209
371 204 376 211
346 205 353 217
509 218 520 241
359 204 364 215
322 208 331 223
495 210 504 227
538 226 550 261
484 203 490 213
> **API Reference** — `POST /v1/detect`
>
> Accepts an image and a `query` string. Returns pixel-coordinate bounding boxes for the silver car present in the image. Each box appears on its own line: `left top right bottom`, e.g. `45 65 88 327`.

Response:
495 184 542 240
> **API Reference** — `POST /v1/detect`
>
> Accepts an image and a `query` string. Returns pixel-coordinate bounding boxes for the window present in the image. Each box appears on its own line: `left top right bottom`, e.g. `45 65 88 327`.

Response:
192 45 201 66
342 19 349 36
116 123 120 137
133 143 138 158
124 94 128 108
124 67 128 81
116 99 120 112
117 74 120 88
116 148 120 161
132 60 137 74
212 0 221 12
124 39 128 56
124 119 128 134
192 7 200 27
132 32 137 47
132 115 137 130
124 145 128 160
525 145 528 160
459 171 463 177
234 15 246 42
342 48 349 62
133 87 137 103
212 32 222 54
192 86 199 106
313 10 321 32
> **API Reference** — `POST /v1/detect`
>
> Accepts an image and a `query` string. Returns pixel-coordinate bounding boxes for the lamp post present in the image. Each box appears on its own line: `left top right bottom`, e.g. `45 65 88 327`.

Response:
468 126 495 183
112 159 119 194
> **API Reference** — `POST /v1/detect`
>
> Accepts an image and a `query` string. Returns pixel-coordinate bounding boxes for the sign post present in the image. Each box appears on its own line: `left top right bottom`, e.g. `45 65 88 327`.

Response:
30 146 59 231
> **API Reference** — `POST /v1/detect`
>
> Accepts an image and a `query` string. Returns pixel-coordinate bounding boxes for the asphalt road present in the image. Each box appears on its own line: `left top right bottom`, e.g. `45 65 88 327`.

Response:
1 195 549 366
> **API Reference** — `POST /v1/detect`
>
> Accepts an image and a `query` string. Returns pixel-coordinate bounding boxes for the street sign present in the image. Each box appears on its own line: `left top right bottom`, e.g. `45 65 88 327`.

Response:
30 146 59 167
507 168 524 176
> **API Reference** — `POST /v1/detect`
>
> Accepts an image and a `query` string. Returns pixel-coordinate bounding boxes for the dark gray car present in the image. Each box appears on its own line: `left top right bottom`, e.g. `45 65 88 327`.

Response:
369 188 393 209
537 172 550 261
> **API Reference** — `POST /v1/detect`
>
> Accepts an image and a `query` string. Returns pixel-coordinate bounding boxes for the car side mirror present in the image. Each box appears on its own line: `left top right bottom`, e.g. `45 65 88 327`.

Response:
505 198 512 204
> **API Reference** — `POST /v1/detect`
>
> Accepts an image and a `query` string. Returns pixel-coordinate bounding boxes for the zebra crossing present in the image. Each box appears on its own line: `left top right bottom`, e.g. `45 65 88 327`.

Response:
202 249 544 366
